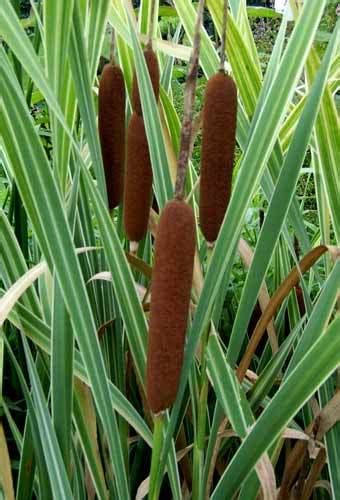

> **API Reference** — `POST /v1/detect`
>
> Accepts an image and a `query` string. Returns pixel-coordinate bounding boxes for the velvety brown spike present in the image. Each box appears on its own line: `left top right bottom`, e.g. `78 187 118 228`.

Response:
199 72 237 243
98 63 126 209
146 200 196 413
123 112 153 242
132 48 160 116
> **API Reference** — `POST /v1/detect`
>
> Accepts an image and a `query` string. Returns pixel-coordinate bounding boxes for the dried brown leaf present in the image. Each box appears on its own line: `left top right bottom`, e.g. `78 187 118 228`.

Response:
0 422 14 500
237 245 328 381
255 453 277 500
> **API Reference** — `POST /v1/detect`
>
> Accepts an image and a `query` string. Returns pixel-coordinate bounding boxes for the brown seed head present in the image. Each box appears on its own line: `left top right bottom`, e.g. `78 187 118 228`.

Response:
146 199 196 413
98 63 126 209
199 72 237 243
132 48 160 116
123 112 153 242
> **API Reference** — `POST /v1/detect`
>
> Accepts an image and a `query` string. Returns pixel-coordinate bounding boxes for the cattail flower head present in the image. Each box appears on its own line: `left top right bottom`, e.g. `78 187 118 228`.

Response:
199 71 237 243
146 199 196 413
98 63 126 209
123 112 153 242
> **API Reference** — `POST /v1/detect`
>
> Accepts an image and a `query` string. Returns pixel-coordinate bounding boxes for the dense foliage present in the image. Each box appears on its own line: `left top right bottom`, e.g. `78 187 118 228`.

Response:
0 1 339 499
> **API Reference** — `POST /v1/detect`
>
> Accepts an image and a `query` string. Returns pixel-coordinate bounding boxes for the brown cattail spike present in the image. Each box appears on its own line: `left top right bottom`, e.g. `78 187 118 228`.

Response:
98 63 126 209
199 72 237 243
123 112 153 242
147 200 196 413
132 48 160 116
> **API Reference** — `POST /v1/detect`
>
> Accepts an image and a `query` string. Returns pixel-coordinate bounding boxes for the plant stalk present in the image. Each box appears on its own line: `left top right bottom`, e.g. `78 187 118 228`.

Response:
219 0 228 72
174 0 205 200
147 0 157 49
148 413 165 500
192 324 210 500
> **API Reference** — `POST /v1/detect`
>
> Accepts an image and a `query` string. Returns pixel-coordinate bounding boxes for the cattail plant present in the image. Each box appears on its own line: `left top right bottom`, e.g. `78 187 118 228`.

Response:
2 1 339 499
199 0 237 243
98 33 125 209
146 0 203 416
123 112 153 242
146 1 204 497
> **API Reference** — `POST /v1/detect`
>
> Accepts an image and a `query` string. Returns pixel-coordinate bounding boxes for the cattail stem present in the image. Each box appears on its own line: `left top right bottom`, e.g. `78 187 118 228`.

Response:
192 323 210 499
147 0 157 49
148 413 165 500
110 27 115 65
174 0 205 200
219 0 228 72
